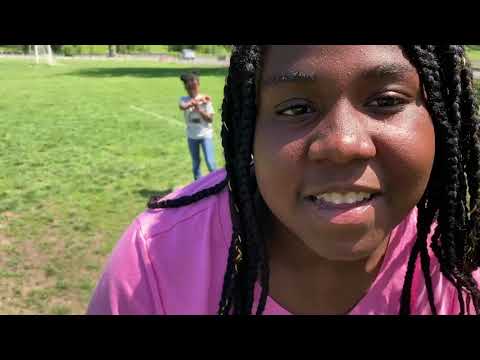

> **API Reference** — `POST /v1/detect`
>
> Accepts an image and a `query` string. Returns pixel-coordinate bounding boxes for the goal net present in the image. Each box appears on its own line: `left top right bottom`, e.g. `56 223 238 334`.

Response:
34 45 55 65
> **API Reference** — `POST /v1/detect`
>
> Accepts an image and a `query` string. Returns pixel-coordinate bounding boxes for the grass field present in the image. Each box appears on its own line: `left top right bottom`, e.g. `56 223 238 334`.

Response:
2 45 478 60
61 45 175 55
467 46 480 63
0 58 227 314
0 45 223 56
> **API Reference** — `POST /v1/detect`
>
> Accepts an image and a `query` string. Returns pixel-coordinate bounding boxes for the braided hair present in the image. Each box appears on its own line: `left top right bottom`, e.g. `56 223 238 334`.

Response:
149 45 480 315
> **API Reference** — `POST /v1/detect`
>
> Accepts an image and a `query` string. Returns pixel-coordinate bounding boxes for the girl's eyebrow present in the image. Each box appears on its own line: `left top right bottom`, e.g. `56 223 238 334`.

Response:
261 63 415 89
262 63 414 87
359 63 415 81
262 70 316 88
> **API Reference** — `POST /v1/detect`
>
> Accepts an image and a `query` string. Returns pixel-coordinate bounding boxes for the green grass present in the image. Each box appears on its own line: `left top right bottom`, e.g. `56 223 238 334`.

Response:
466 46 480 63
0 46 23 54
0 45 225 56
144 45 171 53
0 58 227 314
74 45 173 55
78 45 109 55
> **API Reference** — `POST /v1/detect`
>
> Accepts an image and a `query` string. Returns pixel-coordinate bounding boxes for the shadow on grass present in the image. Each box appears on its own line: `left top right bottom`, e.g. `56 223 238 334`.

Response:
63 67 228 79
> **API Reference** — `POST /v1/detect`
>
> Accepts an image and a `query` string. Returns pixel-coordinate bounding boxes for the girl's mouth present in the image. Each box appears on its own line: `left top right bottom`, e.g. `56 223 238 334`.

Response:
306 192 378 210
305 191 381 225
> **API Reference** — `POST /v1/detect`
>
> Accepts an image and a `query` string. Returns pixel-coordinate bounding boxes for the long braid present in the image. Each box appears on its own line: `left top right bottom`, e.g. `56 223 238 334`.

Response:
223 46 250 314
399 225 421 314
148 178 228 209
457 52 480 311
399 46 449 314
229 46 266 314
403 45 467 313
400 45 480 314
418 197 438 314
434 45 470 312
235 52 263 313
218 48 246 314
435 46 480 314
460 55 480 270
437 45 468 263
254 192 270 315
217 46 268 314
438 46 480 313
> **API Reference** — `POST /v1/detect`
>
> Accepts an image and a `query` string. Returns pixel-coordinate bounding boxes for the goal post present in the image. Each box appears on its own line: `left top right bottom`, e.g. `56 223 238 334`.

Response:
33 45 55 65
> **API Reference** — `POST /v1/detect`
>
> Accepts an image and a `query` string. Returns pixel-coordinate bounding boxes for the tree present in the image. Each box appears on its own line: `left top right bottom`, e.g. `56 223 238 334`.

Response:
51 45 63 53
108 45 117 57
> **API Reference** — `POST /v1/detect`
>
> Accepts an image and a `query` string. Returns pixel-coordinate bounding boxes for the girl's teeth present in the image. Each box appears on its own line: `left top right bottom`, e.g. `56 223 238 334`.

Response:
315 192 372 205
331 193 342 204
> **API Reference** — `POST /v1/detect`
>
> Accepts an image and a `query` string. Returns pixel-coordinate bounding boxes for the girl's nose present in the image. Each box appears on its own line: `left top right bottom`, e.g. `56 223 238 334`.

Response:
307 103 376 164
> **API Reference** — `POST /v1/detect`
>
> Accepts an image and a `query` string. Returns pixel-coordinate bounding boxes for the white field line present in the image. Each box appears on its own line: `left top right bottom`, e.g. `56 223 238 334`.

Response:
130 105 183 128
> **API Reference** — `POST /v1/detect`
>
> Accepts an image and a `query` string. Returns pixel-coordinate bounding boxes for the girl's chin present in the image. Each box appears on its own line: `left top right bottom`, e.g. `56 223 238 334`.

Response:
303 235 385 263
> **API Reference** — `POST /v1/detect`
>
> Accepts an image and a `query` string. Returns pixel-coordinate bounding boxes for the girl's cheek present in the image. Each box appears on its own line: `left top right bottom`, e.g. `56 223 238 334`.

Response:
277 140 307 165
255 116 310 155
255 128 307 177
374 116 435 199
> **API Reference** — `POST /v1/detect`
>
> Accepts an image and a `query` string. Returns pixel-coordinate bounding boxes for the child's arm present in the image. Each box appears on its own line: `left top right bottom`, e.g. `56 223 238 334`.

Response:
179 98 198 111
194 96 215 123
179 96 212 111
194 106 214 123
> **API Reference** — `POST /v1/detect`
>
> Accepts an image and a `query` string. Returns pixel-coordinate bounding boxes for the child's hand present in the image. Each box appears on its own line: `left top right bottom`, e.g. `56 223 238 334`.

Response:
188 96 211 110
196 96 211 105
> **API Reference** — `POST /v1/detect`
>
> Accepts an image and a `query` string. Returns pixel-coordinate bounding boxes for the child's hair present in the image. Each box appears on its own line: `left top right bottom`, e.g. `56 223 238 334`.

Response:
180 71 200 83
150 45 480 315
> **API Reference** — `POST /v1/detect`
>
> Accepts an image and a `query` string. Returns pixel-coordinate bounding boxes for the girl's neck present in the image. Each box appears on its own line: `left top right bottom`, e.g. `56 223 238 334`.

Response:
264 214 389 315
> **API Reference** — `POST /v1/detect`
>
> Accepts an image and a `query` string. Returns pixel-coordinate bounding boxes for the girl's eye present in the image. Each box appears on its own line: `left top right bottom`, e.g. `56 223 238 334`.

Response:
276 103 315 116
366 95 407 108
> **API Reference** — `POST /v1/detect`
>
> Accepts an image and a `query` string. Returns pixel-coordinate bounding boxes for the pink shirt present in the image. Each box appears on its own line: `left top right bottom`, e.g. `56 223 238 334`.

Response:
87 169 479 315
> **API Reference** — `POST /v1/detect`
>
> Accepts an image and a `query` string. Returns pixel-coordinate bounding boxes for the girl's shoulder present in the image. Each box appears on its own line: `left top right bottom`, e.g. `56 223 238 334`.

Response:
87 170 232 314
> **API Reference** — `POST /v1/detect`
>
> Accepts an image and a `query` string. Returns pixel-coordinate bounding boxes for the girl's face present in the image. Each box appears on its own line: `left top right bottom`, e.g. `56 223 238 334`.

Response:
254 45 435 261
185 78 200 97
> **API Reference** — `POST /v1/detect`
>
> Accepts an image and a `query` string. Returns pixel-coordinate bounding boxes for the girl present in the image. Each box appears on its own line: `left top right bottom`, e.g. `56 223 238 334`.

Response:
88 45 480 315
179 72 217 180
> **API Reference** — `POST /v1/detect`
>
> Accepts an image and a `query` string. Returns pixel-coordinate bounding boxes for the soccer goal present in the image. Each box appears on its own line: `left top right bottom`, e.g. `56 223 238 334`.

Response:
33 45 55 65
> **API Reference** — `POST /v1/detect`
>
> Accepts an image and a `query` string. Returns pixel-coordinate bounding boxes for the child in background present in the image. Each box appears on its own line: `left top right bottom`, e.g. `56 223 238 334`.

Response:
179 72 217 180
88 45 480 315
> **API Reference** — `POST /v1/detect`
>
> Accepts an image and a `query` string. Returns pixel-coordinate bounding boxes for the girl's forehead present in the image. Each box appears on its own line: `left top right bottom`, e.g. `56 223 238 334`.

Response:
261 45 413 79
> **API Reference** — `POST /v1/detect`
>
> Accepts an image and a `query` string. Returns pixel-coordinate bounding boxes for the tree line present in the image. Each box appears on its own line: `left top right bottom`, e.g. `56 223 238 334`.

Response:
0 45 232 57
